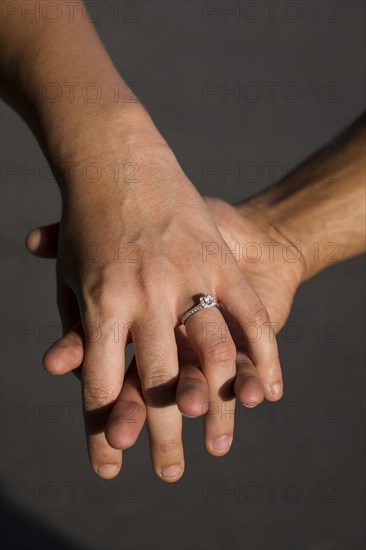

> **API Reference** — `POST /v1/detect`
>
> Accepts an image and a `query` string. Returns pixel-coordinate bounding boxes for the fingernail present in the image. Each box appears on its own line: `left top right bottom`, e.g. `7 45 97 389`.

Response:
243 402 258 408
270 382 283 396
161 465 182 479
212 435 232 452
96 464 119 478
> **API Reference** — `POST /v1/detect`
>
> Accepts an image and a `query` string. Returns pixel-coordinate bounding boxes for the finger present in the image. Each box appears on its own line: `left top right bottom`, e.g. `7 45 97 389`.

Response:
234 353 265 407
133 313 184 483
175 328 209 417
220 308 265 408
176 318 264 411
82 304 128 480
177 349 264 412
42 276 82 378
26 223 59 258
106 359 147 450
220 274 283 402
42 323 134 379
43 323 84 375
26 226 83 376
26 224 82 375
176 364 209 417
184 305 236 456
26 224 83 375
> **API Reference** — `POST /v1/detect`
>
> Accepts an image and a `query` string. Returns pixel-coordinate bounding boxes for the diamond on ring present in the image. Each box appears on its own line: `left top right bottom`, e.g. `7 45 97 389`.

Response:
181 294 219 325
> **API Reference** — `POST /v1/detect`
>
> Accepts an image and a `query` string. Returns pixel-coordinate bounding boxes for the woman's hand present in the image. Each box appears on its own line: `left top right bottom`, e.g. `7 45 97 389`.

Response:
33 111 283 483
26 196 292 480
1 0 282 483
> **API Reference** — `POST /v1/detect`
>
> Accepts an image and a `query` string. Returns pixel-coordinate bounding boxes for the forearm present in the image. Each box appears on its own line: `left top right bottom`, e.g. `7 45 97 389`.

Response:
0 0 161 178
240 112 366 281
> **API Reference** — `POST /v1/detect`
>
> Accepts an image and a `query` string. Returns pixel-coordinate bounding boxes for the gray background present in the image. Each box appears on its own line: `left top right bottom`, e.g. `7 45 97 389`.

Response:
1 1 365 549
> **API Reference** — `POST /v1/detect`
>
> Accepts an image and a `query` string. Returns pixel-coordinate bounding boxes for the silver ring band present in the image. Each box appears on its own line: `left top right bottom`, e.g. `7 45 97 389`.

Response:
181 294 219 325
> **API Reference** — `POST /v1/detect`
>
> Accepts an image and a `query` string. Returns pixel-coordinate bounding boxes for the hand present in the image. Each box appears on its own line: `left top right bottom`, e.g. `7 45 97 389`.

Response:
31 108 283 482
4 0 363 485
173 197 303 422
204 197 303 328
27 197 295 479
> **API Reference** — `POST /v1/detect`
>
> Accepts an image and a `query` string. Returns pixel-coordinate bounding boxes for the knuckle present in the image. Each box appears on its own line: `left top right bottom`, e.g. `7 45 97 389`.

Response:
180 375 205 391
236 372 259 385
141 365 177 406
112 400 142 424
206 338 236 365
154 437 180 455
247 305 270 327
141 365 172 390
83 279 119 318
83 381 117 410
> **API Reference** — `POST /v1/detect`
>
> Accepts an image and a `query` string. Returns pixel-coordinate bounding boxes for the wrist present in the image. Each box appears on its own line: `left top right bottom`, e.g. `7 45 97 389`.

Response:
44 97 160 165
237 197 308 286
45 100 172 200
243 189 350 284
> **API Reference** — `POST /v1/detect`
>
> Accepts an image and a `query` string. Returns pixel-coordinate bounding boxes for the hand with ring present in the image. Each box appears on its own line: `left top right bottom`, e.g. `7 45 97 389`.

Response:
26 192 285 482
